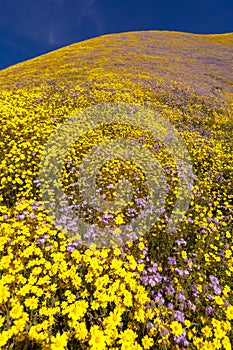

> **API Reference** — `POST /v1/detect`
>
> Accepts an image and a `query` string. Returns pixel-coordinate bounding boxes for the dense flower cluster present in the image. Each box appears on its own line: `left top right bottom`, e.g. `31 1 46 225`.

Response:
0 31 232 349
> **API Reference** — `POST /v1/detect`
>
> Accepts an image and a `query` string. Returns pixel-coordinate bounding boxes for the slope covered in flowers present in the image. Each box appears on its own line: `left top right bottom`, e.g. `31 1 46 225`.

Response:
0 30 232 349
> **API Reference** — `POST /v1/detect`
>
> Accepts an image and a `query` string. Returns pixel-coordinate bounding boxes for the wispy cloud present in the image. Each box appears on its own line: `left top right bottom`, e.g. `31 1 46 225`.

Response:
37 0 103 46
0 0 104 50
68 0 104 36
47 30 57 45
44 0 104 46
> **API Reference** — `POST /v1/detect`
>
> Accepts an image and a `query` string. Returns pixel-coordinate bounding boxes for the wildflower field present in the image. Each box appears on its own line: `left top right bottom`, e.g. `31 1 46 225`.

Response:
0 30 232 349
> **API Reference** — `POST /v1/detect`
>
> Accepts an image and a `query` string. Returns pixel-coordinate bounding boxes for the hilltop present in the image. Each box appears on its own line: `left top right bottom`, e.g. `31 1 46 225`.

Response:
1 30 232 133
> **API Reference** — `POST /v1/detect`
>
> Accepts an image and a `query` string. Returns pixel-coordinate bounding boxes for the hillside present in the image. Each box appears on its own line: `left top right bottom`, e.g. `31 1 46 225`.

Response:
0 31 232 349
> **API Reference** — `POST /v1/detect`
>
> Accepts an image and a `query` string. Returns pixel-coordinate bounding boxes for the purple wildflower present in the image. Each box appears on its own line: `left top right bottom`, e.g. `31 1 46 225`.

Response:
187 218 194 224
168 257 176 265
191 285 199 297
175 268 190 276
166 285 175 296
168 302 174 310
174 311 185 323
33 179 41 187
209 275 222 295
148 262 158 273
160 328 169 336
205 306 213 317
187 300 196 311
146 322 154 331
163 277 171 284
209 275 219 284
175 238 187 246
31 201 39 211
175 292 186 302
174 334 189 348
154 292 165 306
36 234 48 244
15 211 27 220
148 278 156 287
212 284 222 295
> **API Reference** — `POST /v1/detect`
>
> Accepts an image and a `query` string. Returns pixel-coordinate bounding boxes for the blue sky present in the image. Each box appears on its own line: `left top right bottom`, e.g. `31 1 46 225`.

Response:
0 0 232 70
